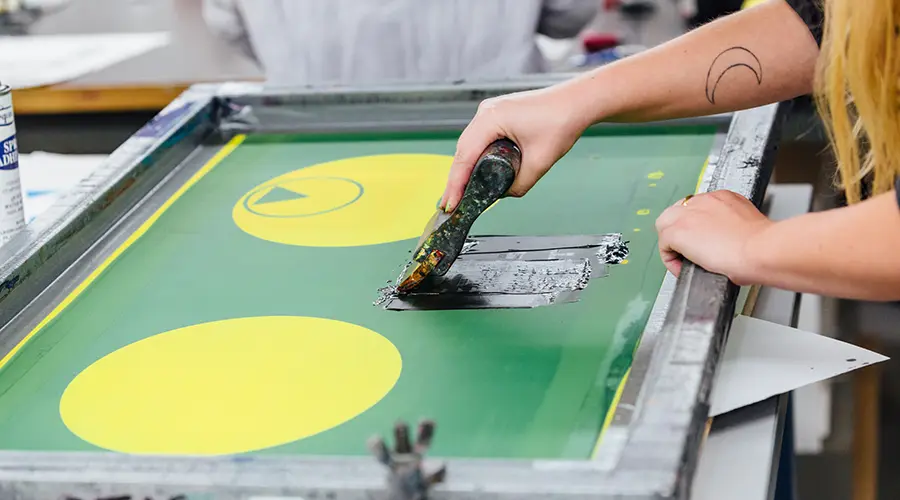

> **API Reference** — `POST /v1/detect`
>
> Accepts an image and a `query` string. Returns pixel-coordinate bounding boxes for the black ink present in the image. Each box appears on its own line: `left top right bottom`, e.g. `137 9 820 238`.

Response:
380 234 626 311
847 358 857 362
742 157 761 169
705 47 763 105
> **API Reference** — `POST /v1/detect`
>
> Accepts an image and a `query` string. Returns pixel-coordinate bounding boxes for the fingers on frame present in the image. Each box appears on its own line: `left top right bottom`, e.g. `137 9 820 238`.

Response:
657 229 684 277
655 202 686 233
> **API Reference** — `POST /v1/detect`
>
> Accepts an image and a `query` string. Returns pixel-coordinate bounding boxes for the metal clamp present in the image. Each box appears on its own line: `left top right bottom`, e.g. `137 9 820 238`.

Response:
369 420 447 500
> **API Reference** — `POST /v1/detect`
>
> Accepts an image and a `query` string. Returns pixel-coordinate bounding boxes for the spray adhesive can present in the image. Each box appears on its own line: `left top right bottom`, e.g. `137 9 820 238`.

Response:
0 82 24 245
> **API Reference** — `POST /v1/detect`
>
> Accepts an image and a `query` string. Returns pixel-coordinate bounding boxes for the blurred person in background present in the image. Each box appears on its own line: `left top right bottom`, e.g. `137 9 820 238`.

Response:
202 0 598 86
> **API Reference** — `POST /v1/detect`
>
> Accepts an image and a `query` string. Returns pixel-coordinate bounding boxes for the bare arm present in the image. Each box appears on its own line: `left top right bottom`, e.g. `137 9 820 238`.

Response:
747 191 900 301
442 0 822 209
557 0 821 129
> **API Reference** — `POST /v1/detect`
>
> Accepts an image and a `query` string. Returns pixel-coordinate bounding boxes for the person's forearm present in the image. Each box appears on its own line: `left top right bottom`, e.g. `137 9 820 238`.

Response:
558 0 820 127
745 192 900 301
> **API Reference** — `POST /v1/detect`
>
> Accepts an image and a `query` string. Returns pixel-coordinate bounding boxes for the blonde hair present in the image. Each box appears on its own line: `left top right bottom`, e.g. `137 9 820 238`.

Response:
815 0 900 204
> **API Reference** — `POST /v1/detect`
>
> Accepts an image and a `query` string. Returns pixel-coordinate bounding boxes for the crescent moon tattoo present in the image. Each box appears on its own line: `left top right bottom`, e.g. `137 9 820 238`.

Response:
705 47 763 105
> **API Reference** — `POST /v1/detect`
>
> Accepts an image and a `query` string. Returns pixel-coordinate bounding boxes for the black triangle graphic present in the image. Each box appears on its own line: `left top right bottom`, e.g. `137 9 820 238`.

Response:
257 186 307 205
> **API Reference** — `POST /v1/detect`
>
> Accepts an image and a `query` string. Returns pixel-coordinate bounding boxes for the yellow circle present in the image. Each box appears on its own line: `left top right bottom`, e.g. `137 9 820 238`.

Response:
233 154 452 247
59 316 402 456
621 259 630 265
637 209 650 215
647 171 665 180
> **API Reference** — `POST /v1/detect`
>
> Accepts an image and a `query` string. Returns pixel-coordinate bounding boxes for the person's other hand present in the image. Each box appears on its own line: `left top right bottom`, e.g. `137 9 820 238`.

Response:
655 190 772 284
439 86 590 212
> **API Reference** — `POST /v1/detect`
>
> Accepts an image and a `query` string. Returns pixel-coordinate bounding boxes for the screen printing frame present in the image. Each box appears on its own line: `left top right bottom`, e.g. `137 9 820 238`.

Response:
0 79 788 500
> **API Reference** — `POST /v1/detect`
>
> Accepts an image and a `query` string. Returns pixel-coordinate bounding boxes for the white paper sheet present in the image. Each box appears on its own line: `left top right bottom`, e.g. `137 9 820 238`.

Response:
710 315 889 417
0 32 170 89
18 151 104 222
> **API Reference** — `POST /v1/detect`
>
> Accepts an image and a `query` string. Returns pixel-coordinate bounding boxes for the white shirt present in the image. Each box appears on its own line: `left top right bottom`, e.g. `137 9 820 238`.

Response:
202 0 597 86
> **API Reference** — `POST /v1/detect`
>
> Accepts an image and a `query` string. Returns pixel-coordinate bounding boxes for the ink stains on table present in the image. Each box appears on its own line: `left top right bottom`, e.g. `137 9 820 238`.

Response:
379 234 629 311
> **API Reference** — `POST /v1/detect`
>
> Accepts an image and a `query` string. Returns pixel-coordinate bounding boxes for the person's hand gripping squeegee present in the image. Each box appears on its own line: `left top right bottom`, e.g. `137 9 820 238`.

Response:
396 139 522 293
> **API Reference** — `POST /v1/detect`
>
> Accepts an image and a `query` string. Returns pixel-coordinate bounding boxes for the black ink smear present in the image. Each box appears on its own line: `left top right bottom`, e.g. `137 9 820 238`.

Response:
378 234 628 311
705 46 763 105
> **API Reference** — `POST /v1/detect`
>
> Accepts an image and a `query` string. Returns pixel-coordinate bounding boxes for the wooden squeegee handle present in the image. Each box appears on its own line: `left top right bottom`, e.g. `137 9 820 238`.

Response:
427 138 522 277
479 138 522 197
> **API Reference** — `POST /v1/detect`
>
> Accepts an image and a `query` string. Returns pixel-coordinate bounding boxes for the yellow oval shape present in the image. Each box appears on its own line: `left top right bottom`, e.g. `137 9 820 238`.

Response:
60 316 402 456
